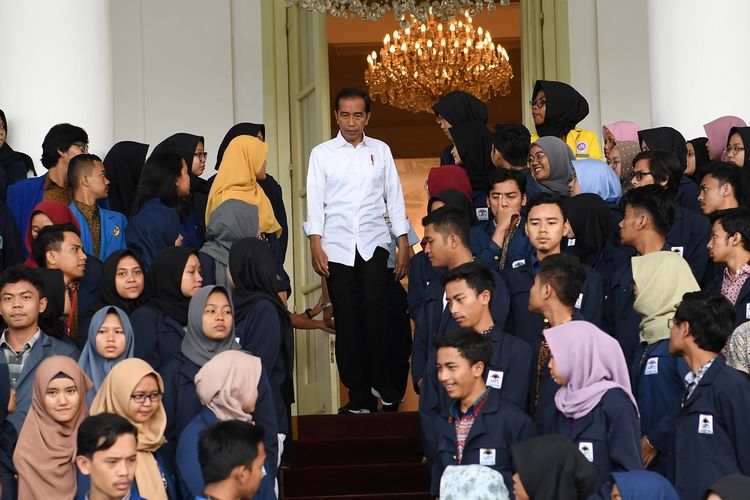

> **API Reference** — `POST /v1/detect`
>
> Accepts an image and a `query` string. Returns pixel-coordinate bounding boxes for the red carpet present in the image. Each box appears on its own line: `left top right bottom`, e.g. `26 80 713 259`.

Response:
281 411 431 499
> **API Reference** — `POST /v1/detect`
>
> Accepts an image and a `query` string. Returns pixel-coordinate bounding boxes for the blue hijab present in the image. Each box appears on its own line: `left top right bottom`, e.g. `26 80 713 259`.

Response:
573 159 622 203
124 204 181 268
78 306 135 404
612 471 679 500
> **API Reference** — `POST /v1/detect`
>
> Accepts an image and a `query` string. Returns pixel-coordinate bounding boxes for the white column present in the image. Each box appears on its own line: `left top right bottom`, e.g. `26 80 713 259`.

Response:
0 0 113 173
647 0 750 139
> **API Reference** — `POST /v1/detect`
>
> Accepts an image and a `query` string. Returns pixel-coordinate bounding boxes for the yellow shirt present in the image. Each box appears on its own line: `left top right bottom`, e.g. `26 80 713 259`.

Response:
531 128 604 161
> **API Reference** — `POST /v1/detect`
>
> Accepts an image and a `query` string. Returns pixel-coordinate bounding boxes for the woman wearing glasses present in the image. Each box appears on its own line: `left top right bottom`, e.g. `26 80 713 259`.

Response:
529 80 603 161
89 358 176 500
726 126 750 170
528 136 576 197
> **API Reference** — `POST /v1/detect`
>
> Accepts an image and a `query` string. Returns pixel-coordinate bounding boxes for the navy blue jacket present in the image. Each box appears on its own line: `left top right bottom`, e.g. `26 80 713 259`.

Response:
0 203 22 272
676 175 701 214
176 402 278 499
432 389 536 495
76 448 174 500
671 356 750 500
705 264 750 327
130 305 185 372
74 254 103 347
551 388 642 491
602 260 641 365
4 332 79 431
407 251 444 323
411 264 509 389
235 300 289 435
562 239 629 297
160 352 203 456
470 218 532 276
631 339 689 476
420 326 532 462
666 206 710 283
505 253 603 346
139 197 204 251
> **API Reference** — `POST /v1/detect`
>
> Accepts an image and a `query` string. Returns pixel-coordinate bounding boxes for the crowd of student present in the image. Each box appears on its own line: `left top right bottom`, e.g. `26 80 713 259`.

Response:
0 76 749 500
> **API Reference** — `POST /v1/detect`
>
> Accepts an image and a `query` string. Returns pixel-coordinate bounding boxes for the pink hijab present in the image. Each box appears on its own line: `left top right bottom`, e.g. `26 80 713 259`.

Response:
544 321 637 419
602 121 640 143
704 115 746 161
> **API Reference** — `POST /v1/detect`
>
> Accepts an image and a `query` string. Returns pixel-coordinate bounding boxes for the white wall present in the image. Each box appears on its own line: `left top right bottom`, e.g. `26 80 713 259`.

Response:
110 0 265 174
566 0 652 138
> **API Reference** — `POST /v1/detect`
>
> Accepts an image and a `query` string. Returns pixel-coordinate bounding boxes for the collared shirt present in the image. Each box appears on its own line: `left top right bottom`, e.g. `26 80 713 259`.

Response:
74 200 102 257
304 132 409 266
450 388 491 463
683 356 717 404
0 329 42 387
43 174 73 205
721 262 750 305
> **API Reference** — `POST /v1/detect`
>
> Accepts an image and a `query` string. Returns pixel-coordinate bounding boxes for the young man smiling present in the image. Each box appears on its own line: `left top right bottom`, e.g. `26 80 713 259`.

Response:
431 328 535 496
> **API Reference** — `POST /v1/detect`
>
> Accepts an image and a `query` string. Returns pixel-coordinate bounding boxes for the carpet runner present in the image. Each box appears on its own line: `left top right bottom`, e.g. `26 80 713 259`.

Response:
280 411 431 499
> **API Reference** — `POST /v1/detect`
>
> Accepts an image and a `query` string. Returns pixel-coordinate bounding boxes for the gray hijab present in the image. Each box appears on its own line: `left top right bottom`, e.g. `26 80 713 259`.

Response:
181 285 241 367
200 200 260 285
534 136 575 197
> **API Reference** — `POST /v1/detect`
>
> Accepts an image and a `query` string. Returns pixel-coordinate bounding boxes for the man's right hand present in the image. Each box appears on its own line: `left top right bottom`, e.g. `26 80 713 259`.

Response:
491 210 520 247
310 236 330 277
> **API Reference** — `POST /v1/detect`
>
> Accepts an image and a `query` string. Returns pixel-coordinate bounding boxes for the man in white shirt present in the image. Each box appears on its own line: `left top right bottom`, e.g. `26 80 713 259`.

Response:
305 88 411 413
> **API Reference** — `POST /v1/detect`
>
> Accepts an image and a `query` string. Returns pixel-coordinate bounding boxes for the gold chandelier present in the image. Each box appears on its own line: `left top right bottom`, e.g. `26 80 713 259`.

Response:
287 0 506 26
364 11 513 113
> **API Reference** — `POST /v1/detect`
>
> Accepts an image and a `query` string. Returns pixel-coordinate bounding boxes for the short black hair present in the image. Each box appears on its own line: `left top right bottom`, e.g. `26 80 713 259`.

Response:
622 185 675 237
32 223 80 268
537 254 586 307
493 123 531 167
632 150 682 194
199 420 265 485
488 167 527 196
422 206 470 247
526 193 568 221
335 88 371 114
41 123 88 168
674 291 735 353
711 207 750 252
0 265 44 297
68 153 103 189
435 328 492 367
701 161 743 203
77 413 137 459
441 261 495 299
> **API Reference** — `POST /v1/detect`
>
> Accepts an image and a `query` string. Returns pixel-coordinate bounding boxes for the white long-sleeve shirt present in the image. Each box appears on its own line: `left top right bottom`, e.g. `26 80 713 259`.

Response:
304 132 409 267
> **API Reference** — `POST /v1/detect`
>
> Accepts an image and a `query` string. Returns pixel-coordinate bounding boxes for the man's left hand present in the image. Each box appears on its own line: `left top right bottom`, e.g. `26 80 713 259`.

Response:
394 236 411 280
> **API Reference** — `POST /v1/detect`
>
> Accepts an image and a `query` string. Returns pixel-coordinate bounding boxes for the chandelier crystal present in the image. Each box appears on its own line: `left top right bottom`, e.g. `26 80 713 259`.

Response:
287 0 501 26
364 11 513 113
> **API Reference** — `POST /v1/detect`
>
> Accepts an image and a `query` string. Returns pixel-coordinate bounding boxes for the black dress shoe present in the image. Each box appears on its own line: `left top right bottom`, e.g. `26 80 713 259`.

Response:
337 402 371 414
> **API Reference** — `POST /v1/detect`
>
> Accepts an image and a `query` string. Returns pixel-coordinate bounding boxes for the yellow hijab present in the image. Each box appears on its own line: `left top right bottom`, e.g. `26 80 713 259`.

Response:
632 251 700 344
91 358 168 500
205 135 281 236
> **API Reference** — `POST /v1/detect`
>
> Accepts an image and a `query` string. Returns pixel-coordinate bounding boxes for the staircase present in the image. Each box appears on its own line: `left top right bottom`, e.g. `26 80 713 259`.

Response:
280 411 431 499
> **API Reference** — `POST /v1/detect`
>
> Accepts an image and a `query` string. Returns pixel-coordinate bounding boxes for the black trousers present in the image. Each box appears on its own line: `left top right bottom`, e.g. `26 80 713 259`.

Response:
387 271 412 401
327 247 396 406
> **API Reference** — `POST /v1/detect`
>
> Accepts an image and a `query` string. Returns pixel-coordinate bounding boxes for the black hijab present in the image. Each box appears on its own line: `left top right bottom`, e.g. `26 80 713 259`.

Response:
638 127 688 172
706 474 750 499
144 246 197 325
512 434 598 500
533 81 589 139
449 121 494 192
215 123 266 170
428 188 475 226
100 250 146 313
153 133 208 226
687 137 710 181
564 194 613 266
0 109 35 178
103 141 149 218
228 237 288 320
431 91 488 126
37 268 67 340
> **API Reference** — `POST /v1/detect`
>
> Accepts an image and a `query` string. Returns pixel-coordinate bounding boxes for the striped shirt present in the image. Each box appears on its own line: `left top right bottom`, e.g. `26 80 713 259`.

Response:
0 329 41 387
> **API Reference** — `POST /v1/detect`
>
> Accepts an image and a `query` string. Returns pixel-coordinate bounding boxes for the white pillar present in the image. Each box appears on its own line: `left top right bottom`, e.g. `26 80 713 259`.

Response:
0 0 113 173
647 0 750 139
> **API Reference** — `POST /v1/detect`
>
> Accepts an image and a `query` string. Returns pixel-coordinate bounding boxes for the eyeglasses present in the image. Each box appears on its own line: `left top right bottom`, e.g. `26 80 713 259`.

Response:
72 142 89 153
667 317 682 329
724 145 744 156
130 391 163 404
528 152 546 164
529 97 547 109
631 171 653 181
194 152 208 160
